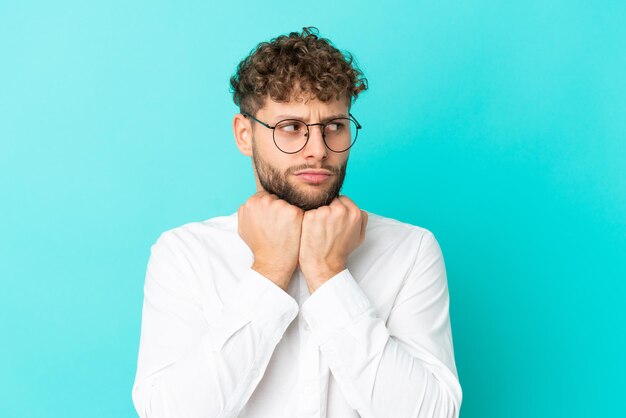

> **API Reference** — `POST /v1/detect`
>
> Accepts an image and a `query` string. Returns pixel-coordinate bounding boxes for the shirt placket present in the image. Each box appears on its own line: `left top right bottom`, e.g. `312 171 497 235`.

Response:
296 269 326 418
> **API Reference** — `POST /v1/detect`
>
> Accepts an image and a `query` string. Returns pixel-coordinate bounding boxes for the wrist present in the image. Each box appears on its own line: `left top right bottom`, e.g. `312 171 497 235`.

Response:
301 262 345 284
252 261 294 290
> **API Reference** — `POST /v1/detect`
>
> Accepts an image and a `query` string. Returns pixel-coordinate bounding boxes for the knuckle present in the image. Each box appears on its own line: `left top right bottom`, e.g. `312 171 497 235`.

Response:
284 204 299 215
332 202 346 214
318 206 330 216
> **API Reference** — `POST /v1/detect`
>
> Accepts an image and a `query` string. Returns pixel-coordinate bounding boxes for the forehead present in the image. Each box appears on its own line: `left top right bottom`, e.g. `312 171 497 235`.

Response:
258 93 350 120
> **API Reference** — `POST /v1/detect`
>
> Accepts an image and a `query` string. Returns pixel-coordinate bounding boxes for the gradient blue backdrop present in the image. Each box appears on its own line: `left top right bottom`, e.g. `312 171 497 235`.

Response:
1 1 624 417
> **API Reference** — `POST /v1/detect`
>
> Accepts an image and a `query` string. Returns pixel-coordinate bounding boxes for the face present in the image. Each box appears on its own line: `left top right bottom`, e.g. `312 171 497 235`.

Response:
234 94 351 211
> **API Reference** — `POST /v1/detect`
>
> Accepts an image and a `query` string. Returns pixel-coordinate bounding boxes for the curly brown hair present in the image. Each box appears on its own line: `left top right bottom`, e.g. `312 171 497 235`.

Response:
230 27 368 115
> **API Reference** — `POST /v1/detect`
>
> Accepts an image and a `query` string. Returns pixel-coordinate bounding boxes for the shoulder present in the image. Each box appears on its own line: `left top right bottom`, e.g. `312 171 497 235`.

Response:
149 211 239 255
360 210 444 267
364 210 436 246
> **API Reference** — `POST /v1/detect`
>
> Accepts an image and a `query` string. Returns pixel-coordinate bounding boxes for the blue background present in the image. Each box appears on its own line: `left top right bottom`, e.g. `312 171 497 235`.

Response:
1 1 624 417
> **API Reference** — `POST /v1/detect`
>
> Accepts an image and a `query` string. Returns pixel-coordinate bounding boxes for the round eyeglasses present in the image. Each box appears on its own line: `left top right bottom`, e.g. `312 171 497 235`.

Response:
242 112 362 154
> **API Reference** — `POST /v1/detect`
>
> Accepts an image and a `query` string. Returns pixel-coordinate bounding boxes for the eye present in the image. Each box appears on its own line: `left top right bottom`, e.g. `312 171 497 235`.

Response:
326 121 345 132
277 121 304 134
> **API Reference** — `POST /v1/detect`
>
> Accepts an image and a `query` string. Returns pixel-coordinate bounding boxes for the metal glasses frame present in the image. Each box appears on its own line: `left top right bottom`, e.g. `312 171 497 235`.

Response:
241 111 362 154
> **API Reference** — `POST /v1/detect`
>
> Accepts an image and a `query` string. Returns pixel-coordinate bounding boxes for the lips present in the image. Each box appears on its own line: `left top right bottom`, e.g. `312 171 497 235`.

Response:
294 169 332 175
294 170 333 185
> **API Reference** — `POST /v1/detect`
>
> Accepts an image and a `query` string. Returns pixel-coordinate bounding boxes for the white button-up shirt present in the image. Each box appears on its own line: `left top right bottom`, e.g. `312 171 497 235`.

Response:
132 211 462 418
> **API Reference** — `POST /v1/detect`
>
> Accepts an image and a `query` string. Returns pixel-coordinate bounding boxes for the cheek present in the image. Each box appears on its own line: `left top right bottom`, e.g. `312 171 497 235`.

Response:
330 154 349 168
254 138 292 167
269 155 299 176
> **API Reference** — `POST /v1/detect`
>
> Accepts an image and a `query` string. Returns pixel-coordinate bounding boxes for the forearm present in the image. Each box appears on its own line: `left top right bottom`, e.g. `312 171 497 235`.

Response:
300 269 462 418
133 267 299 418
315 309 461 418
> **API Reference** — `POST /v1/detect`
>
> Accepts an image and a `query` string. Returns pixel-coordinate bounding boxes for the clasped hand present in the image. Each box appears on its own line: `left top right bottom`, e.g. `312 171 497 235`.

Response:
238 191 368 293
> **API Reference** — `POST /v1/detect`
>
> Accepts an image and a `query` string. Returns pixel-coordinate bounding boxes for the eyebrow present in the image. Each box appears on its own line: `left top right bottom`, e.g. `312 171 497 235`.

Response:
272 114 349 123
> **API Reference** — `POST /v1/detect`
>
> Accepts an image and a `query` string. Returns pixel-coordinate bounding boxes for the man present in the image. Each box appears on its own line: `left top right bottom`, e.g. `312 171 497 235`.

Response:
132 27 462 418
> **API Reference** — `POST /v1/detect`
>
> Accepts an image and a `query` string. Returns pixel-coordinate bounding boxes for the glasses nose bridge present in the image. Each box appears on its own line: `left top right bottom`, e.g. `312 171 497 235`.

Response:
305 122 327 140
301 122 330 156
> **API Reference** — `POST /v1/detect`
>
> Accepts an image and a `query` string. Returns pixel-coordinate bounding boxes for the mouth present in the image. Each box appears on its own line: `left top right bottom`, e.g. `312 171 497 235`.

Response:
293 172 333 185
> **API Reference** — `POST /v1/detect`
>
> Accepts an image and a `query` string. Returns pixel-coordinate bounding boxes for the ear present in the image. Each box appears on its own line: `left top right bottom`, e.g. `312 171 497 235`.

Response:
233 113 253 156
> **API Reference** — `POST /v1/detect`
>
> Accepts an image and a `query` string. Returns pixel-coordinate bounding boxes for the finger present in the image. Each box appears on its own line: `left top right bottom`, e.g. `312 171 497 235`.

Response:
338 195 361 219
237 206 244 235
301 209 313 229
359 210 368 243
337 195 357 209
256 192 279 206
333 194 356 211
329 196 347 209
254 190 276 200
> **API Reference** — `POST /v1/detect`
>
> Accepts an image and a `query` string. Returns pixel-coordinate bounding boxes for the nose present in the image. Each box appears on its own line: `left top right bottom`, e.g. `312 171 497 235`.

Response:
302 125 328 161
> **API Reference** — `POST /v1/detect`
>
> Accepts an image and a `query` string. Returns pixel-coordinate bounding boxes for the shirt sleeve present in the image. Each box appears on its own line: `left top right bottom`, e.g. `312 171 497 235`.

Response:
132 231 299 418
299 230 462 418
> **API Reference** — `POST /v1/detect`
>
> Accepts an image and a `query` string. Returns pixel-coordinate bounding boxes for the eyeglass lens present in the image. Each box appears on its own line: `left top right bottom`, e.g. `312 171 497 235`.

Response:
273 119 358 153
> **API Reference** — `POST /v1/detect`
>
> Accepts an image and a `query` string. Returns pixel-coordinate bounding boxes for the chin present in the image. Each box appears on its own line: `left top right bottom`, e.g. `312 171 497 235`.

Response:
295 190 338 210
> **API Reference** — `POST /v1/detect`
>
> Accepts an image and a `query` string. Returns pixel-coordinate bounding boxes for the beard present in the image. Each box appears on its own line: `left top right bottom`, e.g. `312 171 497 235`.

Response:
251 140 348 211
